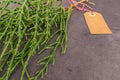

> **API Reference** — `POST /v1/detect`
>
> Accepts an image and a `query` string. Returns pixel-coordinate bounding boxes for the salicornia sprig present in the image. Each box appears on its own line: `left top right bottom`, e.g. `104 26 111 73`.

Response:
0 0 72 80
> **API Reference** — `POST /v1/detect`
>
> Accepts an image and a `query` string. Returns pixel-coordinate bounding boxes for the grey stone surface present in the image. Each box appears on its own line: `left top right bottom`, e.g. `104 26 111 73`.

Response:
43 0 120 80
1 0 120 80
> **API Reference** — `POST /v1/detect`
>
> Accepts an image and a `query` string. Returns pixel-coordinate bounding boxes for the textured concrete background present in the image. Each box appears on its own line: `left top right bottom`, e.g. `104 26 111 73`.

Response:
2 0 120 80
43 0 120 80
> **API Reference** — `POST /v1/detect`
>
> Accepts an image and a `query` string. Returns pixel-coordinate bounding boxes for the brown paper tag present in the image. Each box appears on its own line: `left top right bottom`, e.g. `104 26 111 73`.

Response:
84 12 112 34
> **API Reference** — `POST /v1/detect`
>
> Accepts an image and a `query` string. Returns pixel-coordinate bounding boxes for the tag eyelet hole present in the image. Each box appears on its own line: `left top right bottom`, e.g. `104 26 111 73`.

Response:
89 13 96 16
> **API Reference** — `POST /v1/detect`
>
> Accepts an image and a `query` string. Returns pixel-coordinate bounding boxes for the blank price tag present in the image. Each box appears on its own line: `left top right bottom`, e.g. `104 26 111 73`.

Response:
84 12 112 34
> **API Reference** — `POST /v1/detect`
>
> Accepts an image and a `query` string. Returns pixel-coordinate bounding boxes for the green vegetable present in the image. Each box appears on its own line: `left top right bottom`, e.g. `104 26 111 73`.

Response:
0 0 72 80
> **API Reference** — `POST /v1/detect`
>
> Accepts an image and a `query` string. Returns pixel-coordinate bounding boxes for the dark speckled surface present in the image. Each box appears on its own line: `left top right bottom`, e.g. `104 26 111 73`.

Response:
1 0 120 80
43 0 120 80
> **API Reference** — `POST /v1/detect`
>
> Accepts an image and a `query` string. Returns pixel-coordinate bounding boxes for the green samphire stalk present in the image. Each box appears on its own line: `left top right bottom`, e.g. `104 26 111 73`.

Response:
0 0 72 80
